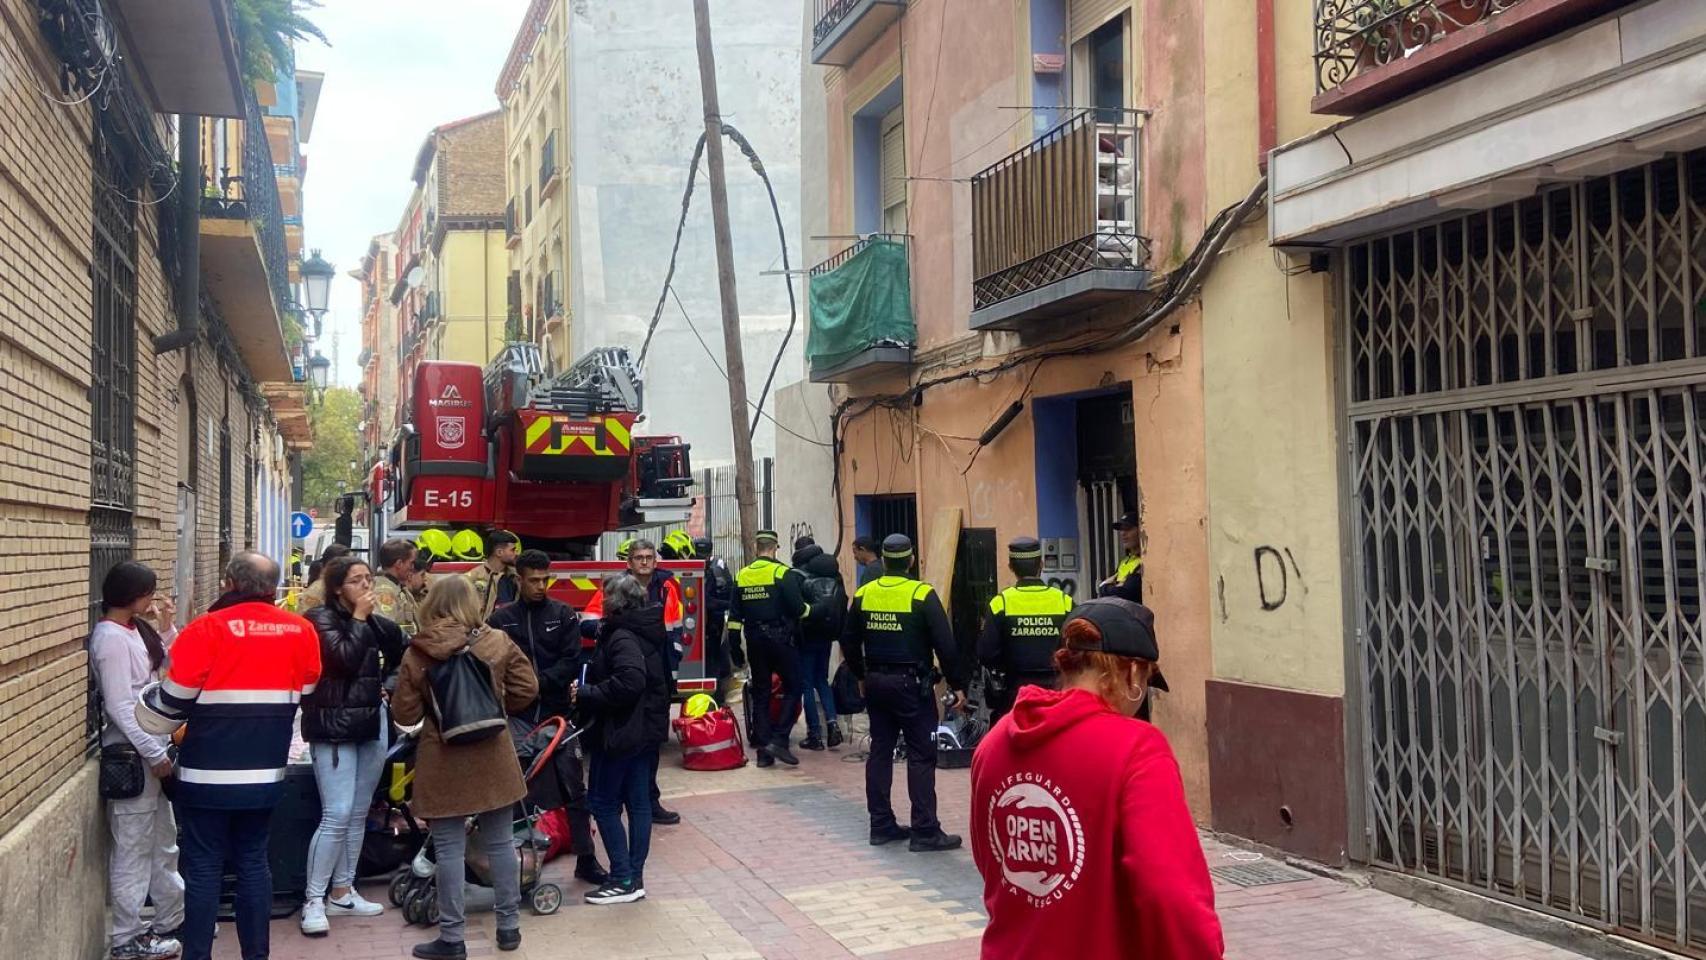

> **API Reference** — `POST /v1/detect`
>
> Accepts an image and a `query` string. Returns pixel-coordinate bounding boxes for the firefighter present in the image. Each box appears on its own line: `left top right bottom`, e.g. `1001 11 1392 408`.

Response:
1098 511 1143 602
694 536 735 701
727 529 809 767
840 533 968 852
463 530 520 619
977 536 1073 722
371 538 421 636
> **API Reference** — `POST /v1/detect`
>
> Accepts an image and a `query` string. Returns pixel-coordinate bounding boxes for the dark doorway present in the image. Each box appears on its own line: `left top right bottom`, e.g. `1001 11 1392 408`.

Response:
950 527 997 704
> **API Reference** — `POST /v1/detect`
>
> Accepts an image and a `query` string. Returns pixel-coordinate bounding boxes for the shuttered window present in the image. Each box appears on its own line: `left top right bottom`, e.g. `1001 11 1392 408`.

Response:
880 106 906 233
1069 0 1126 43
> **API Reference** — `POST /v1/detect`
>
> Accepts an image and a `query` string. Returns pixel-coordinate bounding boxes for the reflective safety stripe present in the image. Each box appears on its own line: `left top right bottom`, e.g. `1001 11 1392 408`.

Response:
682 738 738 755
300 682 317 696
1116 554 1143 580
998 585 1073 617
735 559 788 587
198 689 303 705
176 766 288 785
161 678 201 701
855 577 932 613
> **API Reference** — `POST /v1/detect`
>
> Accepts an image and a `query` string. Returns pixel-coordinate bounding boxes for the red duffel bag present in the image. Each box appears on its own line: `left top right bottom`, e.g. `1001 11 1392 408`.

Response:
673 706 748 771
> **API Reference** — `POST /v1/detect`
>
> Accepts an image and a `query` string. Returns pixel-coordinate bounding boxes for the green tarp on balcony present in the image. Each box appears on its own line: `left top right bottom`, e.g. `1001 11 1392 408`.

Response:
807 237 915 370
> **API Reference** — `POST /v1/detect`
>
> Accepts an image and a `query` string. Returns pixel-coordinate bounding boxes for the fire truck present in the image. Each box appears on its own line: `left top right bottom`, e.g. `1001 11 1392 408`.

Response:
366 344 715 698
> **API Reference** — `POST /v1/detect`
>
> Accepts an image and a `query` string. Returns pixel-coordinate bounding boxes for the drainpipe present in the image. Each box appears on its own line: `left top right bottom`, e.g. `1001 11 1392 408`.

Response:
155 114 201 352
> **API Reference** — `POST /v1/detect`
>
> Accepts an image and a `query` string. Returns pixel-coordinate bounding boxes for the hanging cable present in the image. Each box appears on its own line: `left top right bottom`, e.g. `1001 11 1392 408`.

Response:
721 125 798 443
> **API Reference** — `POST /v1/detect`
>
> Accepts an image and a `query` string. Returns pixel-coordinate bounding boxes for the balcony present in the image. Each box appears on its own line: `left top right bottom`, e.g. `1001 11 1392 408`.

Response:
539 132 561 200
505 200 520 249
98 0 244 116
812 0 905 66
969 112 1150 331
198 89 294 381
807 235 915 383
421 291 440 323
1312 0 1638 115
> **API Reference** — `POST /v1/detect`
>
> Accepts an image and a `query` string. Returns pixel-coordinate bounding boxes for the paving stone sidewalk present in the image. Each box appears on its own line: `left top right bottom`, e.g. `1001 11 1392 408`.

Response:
220 716 1589 960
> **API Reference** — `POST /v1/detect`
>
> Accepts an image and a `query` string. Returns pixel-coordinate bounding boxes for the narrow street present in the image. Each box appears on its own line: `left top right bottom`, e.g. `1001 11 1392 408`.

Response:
225 721 1589 960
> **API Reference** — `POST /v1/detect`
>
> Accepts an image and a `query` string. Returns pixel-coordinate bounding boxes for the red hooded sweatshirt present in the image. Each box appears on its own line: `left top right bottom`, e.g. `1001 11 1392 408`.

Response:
970 686 1224 959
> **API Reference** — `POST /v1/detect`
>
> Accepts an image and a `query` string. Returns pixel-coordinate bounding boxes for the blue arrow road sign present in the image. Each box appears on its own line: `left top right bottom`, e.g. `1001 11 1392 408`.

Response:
290 511 315 539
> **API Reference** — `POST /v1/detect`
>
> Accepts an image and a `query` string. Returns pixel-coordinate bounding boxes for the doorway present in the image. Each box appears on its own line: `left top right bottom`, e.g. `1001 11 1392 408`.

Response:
1032 387 1137 601
950 527 998 700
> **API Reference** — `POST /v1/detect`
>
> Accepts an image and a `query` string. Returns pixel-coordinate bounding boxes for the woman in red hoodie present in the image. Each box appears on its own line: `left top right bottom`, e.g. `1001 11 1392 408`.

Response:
970 597 1224 959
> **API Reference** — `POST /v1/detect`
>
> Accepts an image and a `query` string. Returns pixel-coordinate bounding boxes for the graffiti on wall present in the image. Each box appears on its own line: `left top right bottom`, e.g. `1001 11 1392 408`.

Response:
788 520 816 547
1253 545 1304 612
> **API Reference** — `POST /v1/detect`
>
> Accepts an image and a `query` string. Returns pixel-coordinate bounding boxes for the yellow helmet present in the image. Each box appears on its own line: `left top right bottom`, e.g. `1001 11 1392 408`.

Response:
683 693 716 719
663 530 696 559
450 529 485 562
616 538 636 560
416 528 453 561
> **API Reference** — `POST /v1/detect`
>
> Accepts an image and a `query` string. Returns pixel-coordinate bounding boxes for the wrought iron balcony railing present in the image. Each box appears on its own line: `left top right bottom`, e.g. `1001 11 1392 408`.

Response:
505 199 518 244
200 88 292 322
539 131 559 194
970 111 1149 313
812 0 906 65
1315 0 1528 94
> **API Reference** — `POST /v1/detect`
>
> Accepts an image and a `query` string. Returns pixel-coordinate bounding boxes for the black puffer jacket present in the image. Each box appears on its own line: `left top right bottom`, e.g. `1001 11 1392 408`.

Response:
578 606 671 758
302 603 407 743
799 548 848 648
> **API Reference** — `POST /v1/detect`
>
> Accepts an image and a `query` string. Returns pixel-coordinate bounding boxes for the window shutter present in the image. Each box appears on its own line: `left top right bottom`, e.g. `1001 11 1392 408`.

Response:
1069 0 1126 42
880 115 906 211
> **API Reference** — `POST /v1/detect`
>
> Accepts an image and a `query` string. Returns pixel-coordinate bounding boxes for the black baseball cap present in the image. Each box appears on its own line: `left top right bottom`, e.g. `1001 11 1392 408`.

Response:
1112 511 1140 531
1063 598 1169 691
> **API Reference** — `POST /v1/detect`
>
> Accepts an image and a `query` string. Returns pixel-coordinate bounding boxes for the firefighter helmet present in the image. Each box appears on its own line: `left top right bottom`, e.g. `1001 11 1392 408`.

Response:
451 529 485 561
663 530 696 559
416 528 454 561
683 693 716 719
616 538 636 560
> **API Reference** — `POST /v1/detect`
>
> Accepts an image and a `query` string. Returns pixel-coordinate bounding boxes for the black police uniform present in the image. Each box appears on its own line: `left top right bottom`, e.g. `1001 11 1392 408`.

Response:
976 539 1072 722
840 536 965 843
727 535 810 759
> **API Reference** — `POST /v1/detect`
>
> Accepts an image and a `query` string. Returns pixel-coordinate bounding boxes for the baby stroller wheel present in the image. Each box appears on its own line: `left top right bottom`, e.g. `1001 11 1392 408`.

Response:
405 882 435 926
389 871 412 908
530 882 563 916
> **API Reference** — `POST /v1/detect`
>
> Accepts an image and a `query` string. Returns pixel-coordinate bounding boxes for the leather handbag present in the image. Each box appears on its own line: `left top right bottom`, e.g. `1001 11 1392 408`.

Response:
98 742 146 800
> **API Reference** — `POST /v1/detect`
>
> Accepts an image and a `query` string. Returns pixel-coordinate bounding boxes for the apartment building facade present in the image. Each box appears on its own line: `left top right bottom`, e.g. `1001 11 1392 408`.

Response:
0 1 314 956
357 233 400 463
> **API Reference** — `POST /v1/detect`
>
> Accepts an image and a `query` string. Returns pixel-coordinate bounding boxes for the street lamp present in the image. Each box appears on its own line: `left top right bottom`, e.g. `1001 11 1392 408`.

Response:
300 249 335 338
307 352 331 391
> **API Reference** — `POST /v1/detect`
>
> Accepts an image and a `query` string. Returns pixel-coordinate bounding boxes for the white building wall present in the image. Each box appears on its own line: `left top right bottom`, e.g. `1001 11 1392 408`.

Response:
564 0 804 468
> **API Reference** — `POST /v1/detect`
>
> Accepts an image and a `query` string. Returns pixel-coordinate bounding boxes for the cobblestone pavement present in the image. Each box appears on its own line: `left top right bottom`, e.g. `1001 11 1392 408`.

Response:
221 716 1588 960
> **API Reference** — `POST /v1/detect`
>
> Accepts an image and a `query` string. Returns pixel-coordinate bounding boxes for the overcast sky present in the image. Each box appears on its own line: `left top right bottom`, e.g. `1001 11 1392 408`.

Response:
295 0 530 387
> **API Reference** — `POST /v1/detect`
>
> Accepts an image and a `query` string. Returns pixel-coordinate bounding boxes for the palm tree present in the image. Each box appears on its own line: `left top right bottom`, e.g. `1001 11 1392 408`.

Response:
233 0 328 85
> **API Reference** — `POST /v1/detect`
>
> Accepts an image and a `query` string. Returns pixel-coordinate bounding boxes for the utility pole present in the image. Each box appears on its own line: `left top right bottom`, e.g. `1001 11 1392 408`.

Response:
692 0 759 559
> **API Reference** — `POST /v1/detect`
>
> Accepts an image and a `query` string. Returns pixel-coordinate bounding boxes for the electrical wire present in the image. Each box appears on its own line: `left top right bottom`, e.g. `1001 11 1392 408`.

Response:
638 134 708 369
721 125 799 443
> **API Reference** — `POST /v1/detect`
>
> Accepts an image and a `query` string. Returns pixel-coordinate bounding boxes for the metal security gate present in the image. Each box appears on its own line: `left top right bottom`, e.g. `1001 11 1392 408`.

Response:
1347 149 1706 954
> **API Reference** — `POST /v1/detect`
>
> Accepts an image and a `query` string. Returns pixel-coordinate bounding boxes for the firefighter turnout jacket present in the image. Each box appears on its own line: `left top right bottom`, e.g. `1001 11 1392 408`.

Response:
841 575 965 688
977 579 1073 679
373 573 418 636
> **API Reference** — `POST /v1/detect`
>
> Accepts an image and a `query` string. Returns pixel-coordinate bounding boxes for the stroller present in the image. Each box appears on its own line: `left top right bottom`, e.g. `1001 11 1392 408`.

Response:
388 716 586 925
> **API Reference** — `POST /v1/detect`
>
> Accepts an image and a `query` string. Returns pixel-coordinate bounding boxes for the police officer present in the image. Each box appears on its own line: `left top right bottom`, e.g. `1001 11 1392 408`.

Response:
841 534 968 853
727 529 809 767
977 536 1072 722
1098 510 1143 602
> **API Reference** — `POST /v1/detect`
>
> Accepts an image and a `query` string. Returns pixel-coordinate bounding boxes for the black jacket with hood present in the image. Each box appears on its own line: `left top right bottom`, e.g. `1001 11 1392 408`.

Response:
794 545 847 649
488 596 582 723
301 602 407 743
577 605 671 757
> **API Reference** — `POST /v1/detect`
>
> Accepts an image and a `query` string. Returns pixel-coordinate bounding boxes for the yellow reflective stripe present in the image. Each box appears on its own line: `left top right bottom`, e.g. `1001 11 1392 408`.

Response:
525 416 553 449
859 577 926 613
569 577 597 592
988 594 1005 616
1116 554 1143 580
736 559 784 587
604 417 631 449
1000 586 1073 616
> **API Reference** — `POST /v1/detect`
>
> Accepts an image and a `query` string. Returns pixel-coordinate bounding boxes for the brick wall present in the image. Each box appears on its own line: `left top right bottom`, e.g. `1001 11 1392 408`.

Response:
439 112 507 218
0 0 285 840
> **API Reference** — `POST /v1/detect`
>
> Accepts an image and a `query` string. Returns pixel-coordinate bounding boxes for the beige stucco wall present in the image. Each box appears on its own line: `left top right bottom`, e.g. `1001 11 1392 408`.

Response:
1200 0 1346 695
438 228 510 366
0 764 107 960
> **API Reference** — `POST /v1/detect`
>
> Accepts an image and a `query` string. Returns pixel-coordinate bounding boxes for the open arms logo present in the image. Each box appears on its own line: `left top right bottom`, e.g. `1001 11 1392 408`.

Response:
985 772 1086 908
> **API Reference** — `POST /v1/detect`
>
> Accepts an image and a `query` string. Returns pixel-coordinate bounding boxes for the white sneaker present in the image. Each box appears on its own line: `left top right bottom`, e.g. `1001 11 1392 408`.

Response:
325 890 385 917
299 898 329 936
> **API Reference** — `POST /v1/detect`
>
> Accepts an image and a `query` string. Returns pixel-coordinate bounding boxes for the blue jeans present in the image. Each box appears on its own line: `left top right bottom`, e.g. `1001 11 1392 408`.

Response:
588 748 655 886
176 805 273 960
305 729 388 900
800 642 838 738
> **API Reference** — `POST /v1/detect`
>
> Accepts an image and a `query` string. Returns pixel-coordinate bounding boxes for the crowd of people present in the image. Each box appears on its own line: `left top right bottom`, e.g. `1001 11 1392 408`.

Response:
92 513 1224 960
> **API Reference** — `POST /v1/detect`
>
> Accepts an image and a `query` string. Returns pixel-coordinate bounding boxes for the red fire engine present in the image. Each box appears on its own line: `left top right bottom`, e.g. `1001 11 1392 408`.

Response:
367 344 715 697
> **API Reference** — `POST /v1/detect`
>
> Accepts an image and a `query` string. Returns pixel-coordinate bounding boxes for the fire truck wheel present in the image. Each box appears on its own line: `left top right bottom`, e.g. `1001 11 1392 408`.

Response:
530 882 563 915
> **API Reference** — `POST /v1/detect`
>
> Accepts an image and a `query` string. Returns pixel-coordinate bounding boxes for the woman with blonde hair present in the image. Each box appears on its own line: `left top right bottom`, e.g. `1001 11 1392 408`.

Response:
969 597 1223 959
391 575 538 960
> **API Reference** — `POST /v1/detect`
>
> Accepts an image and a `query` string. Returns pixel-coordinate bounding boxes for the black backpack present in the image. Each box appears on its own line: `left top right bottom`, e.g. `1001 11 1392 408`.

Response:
802 574 842 622
832 661 866 715
428 631 507 745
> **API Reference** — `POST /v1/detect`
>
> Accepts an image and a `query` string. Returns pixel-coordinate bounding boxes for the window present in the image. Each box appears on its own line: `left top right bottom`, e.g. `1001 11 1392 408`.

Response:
88 133 138 754
880 106 906 233
1072 13 1127 124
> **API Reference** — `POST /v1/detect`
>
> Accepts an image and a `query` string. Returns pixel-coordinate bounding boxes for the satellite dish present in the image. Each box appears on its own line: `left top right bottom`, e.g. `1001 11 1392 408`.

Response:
405 266 426 290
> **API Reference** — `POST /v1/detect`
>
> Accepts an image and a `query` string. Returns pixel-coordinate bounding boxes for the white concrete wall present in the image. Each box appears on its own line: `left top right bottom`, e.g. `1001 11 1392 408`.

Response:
0 765 106 960
564 0 805 467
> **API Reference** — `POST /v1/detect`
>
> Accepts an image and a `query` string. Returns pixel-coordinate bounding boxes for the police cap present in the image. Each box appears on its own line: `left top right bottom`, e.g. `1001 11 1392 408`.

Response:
881 533 914 559
692 536 714 556
755 529 780 545
1112 511 1140 531
1007 536 1043 560
1063 598 1170 691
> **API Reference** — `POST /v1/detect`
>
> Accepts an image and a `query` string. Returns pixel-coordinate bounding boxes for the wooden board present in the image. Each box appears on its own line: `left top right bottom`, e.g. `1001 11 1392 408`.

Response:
919 506 963 615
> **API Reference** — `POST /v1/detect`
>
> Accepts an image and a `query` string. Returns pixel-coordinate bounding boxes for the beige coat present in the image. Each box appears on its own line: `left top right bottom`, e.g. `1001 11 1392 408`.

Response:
390 619 538 820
